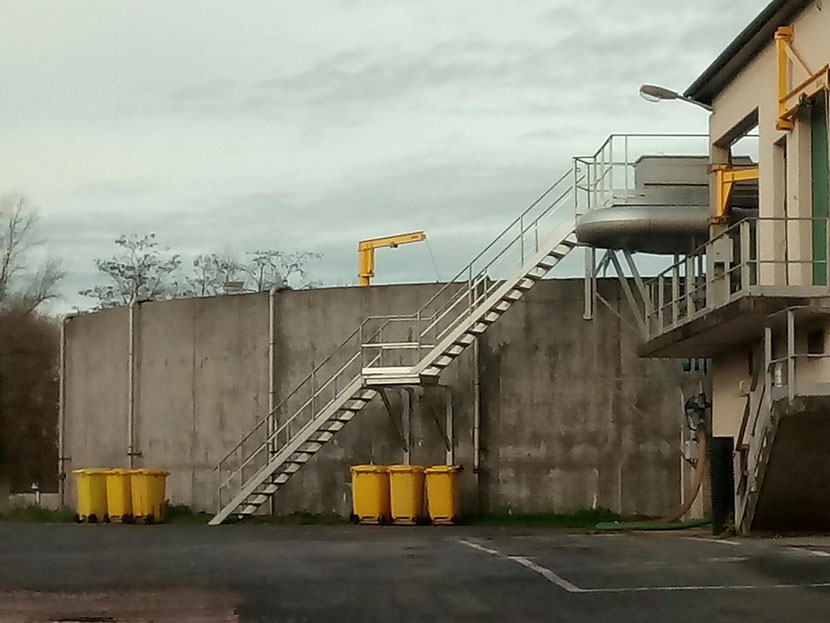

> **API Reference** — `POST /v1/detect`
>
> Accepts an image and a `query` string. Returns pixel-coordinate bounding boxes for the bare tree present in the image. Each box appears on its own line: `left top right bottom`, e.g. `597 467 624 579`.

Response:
187 253 246 297
245 250 322 292
0 193 64 313
80 233 183 307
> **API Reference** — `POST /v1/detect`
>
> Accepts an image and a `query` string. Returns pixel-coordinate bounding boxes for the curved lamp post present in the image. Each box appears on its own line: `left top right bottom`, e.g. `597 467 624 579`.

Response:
639 84 713 112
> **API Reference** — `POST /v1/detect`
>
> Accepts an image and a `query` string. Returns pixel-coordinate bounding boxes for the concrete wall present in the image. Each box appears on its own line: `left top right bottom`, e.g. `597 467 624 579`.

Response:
64 279 706 517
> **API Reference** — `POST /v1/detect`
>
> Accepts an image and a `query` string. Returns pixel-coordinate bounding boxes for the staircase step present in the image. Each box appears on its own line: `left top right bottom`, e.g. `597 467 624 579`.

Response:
211 223 578 526
483 311 500 323
309 431 335 443
319 421 346 433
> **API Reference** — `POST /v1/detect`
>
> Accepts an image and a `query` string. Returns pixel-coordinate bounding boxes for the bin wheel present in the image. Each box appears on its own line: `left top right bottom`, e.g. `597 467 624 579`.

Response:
145 513 156 525
349 513 359 524
103 514 110 524
73 513 81 523
124 514 135 525
88 513 98 524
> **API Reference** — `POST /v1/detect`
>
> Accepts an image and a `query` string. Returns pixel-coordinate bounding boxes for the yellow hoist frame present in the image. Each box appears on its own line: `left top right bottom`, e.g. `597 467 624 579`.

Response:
711 25 828 225
711 164 759 225
357 231 426 286
776 25 829 132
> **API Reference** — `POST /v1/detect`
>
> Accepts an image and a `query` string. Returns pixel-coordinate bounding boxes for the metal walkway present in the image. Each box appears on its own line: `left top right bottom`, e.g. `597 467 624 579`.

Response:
209 170 578 524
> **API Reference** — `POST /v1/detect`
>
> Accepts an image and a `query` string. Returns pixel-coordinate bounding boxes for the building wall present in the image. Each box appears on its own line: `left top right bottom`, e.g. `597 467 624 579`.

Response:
711 349 751 440
707 2 830 438
63 280 706 517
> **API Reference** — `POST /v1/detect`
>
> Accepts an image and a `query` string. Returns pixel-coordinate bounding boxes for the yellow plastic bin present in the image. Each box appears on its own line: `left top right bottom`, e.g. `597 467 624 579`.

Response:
130 469 170 524
388 465 425 525
104 469 133 523
350 465 390 525
72 468 108 523
425 465 462 525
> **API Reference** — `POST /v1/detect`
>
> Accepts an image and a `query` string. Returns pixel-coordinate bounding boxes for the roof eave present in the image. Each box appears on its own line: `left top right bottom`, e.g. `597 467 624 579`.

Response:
684 0 812 106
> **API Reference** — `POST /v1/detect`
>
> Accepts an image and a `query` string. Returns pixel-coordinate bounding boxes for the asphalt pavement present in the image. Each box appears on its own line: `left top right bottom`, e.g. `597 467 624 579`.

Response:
2 523 830 622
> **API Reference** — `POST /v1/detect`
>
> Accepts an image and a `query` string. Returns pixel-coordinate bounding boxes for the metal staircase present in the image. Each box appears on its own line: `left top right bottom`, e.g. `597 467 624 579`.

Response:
210 169 579 525
734 380 777 534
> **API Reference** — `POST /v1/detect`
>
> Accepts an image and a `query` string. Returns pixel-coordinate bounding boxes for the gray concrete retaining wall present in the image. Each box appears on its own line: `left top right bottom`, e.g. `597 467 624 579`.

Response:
63 279 706 517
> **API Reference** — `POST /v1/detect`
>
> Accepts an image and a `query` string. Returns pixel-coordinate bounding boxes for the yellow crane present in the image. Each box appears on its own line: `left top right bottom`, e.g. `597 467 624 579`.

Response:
358 231 426 286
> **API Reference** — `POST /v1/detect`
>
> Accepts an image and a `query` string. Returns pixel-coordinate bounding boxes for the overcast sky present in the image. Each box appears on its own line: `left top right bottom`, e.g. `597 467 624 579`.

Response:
1 0 770 311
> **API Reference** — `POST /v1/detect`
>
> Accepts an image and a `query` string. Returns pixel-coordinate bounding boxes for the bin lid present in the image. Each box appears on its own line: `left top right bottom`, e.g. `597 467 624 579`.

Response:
132 469 170 476
387 464 425 473
350 464 388 473
71 468 109 475
425 465 462 474
104 468 132 475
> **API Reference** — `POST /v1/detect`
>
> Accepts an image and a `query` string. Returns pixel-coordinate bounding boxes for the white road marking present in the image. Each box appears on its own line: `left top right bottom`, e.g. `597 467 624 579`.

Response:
583 582 830 594
683 537 741 546
789 547 830 558
506 555 585 593
457 540 500 556
458 538 830 595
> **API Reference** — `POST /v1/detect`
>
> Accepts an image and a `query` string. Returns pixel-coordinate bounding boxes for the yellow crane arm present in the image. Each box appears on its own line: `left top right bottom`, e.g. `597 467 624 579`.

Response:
358 231 426 286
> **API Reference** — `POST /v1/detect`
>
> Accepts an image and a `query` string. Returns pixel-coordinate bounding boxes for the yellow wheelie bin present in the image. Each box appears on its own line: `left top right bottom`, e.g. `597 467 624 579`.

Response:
104 469 133 523
130 469 170 524
350 465 390 524
425 465 462 525
388 465 425 525
72 468 108 523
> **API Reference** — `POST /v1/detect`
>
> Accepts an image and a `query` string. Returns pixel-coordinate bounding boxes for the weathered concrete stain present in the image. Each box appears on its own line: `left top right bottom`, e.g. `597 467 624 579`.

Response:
64 280 707 517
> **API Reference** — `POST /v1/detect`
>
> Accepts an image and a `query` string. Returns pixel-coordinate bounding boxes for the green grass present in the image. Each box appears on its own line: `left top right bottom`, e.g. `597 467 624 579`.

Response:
235 511 349 526
0 505 77 523
464 508 652 529
165 503 213 524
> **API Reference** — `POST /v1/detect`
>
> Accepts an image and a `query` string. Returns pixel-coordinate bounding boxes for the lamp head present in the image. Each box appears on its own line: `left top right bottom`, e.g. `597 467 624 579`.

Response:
639 84 682 103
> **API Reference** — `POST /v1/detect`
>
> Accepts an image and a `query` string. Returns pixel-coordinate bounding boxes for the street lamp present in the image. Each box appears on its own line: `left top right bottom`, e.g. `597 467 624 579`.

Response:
639 84 713 112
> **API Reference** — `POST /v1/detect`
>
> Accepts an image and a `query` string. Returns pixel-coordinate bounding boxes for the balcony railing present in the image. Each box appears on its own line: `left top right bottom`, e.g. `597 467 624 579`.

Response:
644 217 830 341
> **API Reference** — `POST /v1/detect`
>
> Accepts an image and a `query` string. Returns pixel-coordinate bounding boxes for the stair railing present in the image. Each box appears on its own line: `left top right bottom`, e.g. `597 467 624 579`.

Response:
215 166 579 515
360 167 579 369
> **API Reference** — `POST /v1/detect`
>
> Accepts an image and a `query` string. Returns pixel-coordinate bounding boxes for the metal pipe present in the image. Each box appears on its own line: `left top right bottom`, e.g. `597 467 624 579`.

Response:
58 316 67 507
268 287 276 515
473 338 481 479
127 300 136 468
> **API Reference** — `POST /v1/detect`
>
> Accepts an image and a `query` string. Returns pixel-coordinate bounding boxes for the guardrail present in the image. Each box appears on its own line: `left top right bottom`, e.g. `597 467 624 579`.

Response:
645 217 830 340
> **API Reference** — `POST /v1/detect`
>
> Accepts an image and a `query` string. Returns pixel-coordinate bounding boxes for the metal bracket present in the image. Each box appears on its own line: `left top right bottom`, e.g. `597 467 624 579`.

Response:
379 388 410 456
711 164 759 224
424 385 454 464
776 25 830 132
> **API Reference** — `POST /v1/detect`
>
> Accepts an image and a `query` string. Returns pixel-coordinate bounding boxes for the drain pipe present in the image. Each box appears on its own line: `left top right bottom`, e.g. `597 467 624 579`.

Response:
127 300 136 468
268 287 277 515
58 316 68 506
473 338 481 480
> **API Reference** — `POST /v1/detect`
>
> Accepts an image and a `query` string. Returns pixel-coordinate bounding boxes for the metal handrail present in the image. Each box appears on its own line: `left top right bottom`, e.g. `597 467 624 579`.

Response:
359 171 577 349
645 216 830 339
214 164 580 511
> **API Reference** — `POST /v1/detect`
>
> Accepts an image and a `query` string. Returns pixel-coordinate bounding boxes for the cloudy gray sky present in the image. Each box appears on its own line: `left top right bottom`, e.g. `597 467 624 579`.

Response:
2 0 770 311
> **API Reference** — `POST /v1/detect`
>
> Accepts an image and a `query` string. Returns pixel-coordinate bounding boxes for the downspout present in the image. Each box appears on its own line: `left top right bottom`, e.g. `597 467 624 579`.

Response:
127 300 136 468
473 338 481 485
268 287 277 515
58 316 67 507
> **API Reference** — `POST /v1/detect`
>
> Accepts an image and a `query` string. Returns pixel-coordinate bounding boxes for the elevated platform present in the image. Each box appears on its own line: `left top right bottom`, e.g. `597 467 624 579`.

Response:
640 292 830 358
